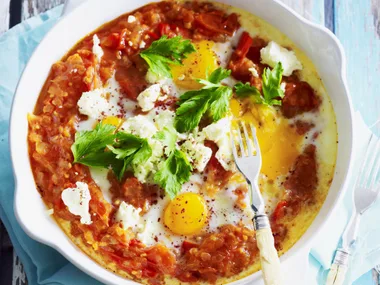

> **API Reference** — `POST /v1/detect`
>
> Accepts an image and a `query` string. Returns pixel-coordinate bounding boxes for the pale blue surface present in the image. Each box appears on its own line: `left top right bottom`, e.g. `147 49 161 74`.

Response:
0 3 377 285
335 0 380 128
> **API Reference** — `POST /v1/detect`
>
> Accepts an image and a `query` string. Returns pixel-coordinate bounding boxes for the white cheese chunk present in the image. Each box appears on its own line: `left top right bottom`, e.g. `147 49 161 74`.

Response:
202 117 234 170
92 34 104 62
153 109 175 130
203 117 231 143
77 74 122 123
260 41 302 76
119 114 165 183
181 139 212 172
127 15 136 23
215 138 233 170
61 182 92 225
115 202 169 247
115 202 142 230
137 84 161 112
133 138 164 183
120 115 158 138
77 89 110 119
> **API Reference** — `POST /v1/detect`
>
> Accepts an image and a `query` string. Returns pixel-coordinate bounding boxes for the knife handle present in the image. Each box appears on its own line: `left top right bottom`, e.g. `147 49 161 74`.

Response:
326 249 350 285
255 215 283 285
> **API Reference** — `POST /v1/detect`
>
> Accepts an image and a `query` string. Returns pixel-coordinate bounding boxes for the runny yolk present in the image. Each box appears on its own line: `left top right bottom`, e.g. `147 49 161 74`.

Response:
171 40 218 90
231 98 302 181
164 193 208 235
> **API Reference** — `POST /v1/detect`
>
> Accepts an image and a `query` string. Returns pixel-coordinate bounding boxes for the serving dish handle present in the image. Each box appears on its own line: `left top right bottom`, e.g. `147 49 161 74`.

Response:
62 0 86 16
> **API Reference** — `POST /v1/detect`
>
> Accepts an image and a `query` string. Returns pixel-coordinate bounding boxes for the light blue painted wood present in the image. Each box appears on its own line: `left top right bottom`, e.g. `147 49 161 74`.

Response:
335 0 380 127
335 1 380 283
280 0 325 25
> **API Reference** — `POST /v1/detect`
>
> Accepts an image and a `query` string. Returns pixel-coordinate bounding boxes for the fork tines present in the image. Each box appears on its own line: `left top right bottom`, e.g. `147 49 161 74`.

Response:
231 121 258 158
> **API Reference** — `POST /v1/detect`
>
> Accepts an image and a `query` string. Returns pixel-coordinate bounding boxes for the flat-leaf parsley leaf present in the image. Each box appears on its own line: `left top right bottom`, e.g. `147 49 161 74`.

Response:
154 149 192 199
234 62 285 106
71 123 152 181
175 67 233 133
153 127 177 155
262 62 285 106
140 36 196 79
71 123 117 164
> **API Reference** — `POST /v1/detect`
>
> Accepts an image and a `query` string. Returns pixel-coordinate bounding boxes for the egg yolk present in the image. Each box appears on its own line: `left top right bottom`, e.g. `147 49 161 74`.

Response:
164 193 208 235
101 116 123 128
231 98 302 181
171 40 218 90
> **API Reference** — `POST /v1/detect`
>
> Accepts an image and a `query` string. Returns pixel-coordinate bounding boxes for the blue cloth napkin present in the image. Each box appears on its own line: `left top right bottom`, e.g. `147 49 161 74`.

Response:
0 6 377 285
0 6 101 285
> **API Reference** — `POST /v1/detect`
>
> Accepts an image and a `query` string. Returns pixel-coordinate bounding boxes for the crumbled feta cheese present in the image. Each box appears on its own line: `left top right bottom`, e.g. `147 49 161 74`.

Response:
92 34 104 62
61 182 92 225
133 138 164 183
202 117 234 170
115 202 166 247
77 75 122 123
177 74 185 81
249 67 259 78
77 89 109 119
260 41 302 76
115 202 142 230
127 15 136 23
158 95 168 101
161 84 170 94
137 84 161 112
153 109 175 130
133 160 155 183
139 41 146 49
128 41 133 47
215 138 233 170
203 117 231 143
120 115 158 138
181 139 212 172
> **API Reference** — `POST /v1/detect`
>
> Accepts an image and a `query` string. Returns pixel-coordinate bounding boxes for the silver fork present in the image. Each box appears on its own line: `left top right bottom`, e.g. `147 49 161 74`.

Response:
326 134 380 285
231 121 282 285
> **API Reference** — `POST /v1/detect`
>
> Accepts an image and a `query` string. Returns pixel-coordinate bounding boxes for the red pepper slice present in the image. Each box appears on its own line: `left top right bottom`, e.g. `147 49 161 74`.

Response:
236 31 253 59
158 23 171 36
272 200 288 222
147 30 160 40
181 241 198 253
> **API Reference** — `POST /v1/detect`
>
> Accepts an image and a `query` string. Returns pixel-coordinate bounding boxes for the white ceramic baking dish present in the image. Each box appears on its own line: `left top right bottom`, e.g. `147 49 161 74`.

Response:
10 0 354 284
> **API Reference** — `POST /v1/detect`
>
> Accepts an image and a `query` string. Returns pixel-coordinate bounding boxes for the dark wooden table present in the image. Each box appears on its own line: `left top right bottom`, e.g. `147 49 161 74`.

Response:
0 0 379 285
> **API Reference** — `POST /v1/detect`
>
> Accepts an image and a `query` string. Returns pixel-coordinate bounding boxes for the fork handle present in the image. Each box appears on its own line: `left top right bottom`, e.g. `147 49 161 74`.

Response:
255 215 283 285
326 249 350 285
